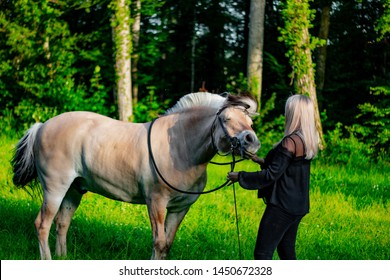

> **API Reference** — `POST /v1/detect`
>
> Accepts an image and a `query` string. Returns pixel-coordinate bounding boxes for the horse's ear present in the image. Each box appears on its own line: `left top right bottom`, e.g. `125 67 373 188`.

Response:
219 92 229 97
226 94 249 109
240 92 259 115
226 92 258 116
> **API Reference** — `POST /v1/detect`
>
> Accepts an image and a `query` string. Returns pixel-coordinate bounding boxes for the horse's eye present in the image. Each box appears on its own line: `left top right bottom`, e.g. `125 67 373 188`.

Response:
224 118 231 122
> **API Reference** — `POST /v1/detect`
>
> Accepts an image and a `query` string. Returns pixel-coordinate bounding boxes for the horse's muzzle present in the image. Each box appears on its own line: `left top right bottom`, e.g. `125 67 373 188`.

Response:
237 131 260 158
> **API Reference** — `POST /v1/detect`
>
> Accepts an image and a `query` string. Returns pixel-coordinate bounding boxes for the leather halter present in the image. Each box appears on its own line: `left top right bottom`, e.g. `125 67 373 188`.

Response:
210 106 241 155
147 112 239 195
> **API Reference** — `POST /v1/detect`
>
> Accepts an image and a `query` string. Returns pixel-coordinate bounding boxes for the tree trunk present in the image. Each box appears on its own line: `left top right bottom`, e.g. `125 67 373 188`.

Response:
247 0 266 108
131 0 141 104
190 9 196 93
316 5 330 93
296 24 325 150
280 0 326 149
112 0 132 121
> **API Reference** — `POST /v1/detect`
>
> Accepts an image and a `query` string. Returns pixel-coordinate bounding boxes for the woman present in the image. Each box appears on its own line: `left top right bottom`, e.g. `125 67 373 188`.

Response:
228 94 319 260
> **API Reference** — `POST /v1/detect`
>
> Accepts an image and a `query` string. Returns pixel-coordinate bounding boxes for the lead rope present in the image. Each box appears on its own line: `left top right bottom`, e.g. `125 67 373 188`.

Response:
231 153 242 260
149 117 243 258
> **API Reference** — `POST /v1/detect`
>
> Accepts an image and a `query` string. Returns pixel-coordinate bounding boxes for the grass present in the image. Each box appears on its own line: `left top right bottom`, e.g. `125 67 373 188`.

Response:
0 135 389 260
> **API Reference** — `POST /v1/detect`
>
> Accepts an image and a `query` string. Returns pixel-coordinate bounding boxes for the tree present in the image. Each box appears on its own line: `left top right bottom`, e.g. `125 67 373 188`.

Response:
111 0 133 121
0 1 76 125
1 0 388 136
247 0 266 107
131 0 141 104
316 3 331 94
279 0 325 148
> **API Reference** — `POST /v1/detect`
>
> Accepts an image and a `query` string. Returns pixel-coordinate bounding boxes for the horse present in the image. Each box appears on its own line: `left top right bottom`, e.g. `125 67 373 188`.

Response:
11 92 260 260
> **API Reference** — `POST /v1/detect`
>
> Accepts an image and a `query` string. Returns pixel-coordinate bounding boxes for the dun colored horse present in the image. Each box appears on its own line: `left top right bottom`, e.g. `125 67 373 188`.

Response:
12 92 260 260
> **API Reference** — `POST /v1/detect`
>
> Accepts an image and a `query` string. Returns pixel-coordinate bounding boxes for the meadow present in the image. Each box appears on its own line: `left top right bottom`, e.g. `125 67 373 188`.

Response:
0 135 388 260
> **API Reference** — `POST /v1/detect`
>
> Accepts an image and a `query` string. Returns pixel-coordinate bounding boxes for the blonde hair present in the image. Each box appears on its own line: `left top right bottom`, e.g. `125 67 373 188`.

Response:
284 94 319 159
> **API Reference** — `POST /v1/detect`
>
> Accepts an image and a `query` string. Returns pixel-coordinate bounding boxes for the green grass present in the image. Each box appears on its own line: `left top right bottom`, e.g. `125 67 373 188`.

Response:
0 135 389 260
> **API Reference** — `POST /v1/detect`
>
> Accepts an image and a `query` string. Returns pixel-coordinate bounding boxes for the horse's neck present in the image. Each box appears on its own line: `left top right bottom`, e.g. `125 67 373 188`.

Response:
168 108 216 167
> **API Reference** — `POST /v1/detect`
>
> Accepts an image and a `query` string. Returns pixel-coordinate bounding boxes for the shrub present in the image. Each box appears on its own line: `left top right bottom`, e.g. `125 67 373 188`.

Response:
321 86 389 166
133 87 170 123
321 123 374 168
348 86 389 162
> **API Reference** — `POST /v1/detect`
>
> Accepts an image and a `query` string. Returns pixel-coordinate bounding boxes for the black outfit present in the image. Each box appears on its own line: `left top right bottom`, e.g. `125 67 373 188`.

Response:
237 132 311 260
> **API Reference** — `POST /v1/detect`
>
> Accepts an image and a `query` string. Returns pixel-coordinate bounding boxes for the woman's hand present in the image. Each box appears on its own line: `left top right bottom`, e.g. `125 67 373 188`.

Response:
251 155 265 165
227 172 240 183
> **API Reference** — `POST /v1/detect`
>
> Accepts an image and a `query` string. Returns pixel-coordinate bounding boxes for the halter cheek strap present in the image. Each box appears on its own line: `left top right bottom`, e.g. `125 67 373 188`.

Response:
212 107 240 154
217 115 240 150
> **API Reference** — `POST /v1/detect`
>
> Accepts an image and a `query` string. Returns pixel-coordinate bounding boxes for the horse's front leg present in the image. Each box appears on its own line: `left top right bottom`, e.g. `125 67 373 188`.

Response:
146 197 169 260
164 208 190 254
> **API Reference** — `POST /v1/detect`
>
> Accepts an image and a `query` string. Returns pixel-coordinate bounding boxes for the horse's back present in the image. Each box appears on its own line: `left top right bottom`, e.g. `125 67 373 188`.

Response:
35 111 150 202
36 111 129 161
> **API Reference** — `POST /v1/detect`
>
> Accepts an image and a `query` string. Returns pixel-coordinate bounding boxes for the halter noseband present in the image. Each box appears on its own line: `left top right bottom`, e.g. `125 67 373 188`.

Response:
211 107 241 155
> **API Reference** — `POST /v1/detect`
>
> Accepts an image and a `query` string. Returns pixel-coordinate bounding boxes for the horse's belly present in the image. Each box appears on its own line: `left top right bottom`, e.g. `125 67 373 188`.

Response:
86 179 146 204
167 194 200 212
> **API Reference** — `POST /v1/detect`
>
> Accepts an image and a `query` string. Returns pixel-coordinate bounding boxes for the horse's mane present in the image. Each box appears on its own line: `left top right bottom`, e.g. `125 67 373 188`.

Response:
165 92 258 116
165 92 225 115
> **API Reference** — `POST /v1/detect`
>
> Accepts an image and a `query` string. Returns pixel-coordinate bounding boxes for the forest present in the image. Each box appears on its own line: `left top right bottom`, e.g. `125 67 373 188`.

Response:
0 0 389 261
0 0 388 142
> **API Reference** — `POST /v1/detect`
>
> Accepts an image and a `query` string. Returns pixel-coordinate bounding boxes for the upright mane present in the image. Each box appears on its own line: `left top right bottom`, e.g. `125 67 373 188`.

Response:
165 92 226 115
165 92 258 116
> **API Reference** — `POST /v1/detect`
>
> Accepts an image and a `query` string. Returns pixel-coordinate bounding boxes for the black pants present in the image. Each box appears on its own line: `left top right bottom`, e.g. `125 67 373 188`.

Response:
254 204 304 260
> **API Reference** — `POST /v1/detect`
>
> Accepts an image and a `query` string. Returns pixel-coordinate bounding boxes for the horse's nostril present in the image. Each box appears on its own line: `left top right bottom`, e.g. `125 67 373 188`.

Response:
245 133 254 143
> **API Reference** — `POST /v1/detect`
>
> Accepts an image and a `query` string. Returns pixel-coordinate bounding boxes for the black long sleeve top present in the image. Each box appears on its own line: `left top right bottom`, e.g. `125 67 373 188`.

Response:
238 133 311 215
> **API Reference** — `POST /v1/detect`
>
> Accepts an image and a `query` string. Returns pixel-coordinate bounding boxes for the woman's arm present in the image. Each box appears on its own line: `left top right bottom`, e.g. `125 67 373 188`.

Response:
228 139 295 190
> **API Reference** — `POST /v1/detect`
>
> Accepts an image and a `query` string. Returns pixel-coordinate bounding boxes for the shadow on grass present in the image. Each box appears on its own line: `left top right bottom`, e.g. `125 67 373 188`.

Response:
0 197 153 260
0 197 39 259
0 196 240 260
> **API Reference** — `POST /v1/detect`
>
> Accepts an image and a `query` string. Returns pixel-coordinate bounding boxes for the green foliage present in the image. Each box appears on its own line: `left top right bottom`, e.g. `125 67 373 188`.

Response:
0 1 73 123
321 91 389 167
321 123 375 168
263 52 289 93
253 93 284 156
225 72 248 94
0 0 388 143
376 0 390 40
348 87 390 162
133 86 170 123
278 0 325 92
0 0 114 131
320 86 389 165
0 108 18 136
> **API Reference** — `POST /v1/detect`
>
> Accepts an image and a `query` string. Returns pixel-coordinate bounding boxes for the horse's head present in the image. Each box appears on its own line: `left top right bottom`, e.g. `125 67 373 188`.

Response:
213 94 260 158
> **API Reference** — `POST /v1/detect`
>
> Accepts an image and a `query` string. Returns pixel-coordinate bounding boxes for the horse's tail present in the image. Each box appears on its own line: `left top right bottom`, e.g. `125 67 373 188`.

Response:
11 123 43 190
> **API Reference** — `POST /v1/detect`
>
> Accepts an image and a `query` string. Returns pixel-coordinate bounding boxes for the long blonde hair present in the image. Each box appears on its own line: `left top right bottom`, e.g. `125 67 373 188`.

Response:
284 94 319 159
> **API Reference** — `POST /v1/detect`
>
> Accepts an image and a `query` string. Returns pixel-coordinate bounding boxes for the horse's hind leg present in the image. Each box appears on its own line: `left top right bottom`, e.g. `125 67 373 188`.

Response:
35 191 67 260
35 174 74 260
55 187 83 257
